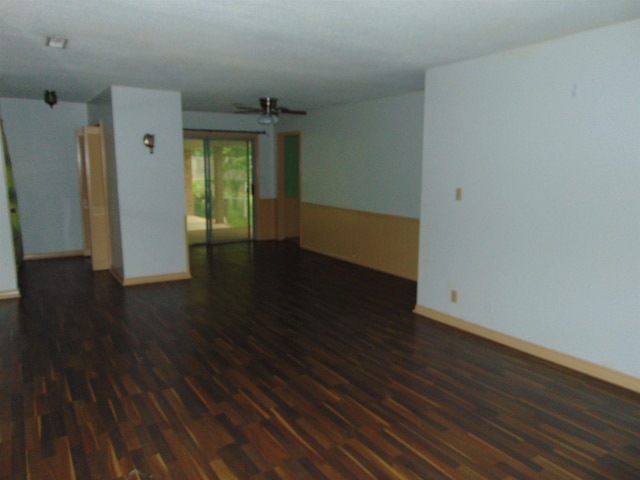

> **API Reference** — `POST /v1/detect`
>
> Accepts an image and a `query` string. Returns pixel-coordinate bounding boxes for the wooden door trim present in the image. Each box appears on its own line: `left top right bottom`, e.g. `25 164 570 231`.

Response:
76 130 91 256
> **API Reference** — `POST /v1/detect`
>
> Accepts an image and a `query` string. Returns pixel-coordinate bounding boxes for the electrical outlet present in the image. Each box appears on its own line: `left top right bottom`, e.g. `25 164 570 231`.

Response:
451 290 458 303
455 188 462 201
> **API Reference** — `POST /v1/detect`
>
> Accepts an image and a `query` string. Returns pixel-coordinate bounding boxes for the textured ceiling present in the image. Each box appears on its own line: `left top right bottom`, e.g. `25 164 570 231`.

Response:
1 0 639 112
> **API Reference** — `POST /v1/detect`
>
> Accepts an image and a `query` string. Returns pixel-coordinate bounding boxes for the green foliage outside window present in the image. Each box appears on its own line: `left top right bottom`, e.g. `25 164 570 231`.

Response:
190 143 253 227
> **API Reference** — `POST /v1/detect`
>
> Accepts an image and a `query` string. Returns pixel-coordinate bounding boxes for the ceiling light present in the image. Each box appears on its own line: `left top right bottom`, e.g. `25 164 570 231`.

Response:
46 36 68 49
257 113 279 125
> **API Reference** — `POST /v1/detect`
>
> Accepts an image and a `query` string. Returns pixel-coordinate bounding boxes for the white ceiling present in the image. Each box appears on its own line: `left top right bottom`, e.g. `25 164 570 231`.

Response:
1 0 639 112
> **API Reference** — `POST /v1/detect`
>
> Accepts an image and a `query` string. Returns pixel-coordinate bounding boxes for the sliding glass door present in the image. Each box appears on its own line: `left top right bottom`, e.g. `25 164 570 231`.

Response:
184 133 255 245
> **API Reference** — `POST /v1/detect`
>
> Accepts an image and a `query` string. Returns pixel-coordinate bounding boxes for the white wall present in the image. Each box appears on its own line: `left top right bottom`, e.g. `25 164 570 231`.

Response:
110 86 188 279
0 98 88 255
182 111 277 198
418 20 640 378
0 130 18 293
286 91 424 218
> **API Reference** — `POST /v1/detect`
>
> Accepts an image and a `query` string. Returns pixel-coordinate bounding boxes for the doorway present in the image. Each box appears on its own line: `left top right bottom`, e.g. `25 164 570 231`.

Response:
76 123 111 271
1 119 23 270
277 132 301 240
184 132 256 245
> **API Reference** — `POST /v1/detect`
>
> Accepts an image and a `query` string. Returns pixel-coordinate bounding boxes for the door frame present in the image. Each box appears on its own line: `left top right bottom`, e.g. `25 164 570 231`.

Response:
76 130 91 256
276 131 301 240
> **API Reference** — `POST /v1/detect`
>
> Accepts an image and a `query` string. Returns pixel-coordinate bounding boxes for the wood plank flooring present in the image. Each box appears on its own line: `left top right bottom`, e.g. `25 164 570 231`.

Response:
1 241 639 479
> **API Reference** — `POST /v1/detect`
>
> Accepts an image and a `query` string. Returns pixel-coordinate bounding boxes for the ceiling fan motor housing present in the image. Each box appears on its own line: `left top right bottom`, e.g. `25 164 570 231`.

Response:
260 97 278 114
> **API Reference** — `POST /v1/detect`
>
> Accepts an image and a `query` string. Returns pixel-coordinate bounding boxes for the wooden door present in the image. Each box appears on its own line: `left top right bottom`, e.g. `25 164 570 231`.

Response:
78 124 111 271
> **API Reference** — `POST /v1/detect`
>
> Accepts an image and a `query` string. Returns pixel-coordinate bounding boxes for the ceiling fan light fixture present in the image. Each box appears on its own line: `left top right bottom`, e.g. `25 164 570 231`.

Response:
257 113 279 125
234 97 304 123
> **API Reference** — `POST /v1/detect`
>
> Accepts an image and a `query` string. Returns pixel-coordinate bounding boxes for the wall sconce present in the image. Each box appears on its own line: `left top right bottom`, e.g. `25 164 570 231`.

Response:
44 90 57 108
143 134 155 154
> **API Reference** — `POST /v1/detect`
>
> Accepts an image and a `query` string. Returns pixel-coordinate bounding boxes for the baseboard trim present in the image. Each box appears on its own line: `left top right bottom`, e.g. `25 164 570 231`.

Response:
302 244 354 264
413 305 640 394
24 250 85 260
0 289 21 300
302 243 409 280
111 269 191 287
110 268 124 285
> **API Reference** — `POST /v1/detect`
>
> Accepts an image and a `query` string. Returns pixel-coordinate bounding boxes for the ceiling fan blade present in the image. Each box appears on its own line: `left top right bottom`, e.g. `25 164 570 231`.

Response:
233 98 306 117
280 107 307 115
233 103 263 113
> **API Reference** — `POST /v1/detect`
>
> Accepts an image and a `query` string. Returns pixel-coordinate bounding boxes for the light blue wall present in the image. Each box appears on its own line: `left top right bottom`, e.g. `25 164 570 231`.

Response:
0 98 88 255
418 20 640 378
182 111 277 198
0 131 18 293
110 86 187 279
0 94 276 278
284 91 424 218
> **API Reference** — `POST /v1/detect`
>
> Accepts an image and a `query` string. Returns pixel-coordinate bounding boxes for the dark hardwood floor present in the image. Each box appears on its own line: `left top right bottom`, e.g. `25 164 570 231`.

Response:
1 241 639 479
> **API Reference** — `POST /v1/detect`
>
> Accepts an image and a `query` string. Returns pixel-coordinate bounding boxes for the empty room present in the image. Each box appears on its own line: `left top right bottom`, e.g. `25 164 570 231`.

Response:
1 1 639 479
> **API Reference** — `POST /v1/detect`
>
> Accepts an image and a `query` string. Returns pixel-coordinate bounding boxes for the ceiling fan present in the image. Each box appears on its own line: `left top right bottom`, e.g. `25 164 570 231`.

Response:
233 97 306 125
